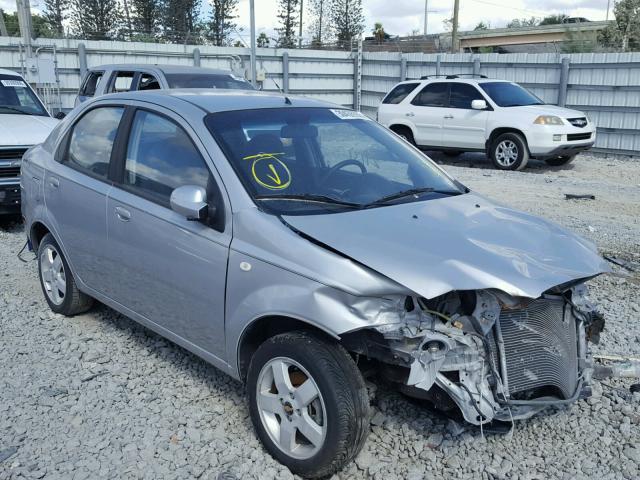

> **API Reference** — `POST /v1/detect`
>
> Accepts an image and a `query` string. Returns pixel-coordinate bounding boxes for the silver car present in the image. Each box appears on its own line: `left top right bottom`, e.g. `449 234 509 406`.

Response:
22 89 609 478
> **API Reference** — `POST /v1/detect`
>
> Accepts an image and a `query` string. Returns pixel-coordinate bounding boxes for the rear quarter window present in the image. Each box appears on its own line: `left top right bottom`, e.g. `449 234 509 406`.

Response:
382 83 420 104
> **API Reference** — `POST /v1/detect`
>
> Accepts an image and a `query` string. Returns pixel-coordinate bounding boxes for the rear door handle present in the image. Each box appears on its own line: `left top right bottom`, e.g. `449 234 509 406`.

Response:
114 206 131 222
48 177 59 188
444 114 454 119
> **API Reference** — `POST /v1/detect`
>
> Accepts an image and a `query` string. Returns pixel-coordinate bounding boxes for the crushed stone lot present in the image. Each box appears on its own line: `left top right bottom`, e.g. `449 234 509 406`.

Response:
1 152 640 480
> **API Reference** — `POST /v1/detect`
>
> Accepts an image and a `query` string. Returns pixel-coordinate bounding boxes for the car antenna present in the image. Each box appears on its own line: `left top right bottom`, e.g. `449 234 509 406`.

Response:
284 96 292 105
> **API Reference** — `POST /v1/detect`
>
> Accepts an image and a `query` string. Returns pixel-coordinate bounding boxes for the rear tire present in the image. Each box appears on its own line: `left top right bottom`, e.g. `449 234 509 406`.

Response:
37 233 94 316
545 154 577 167
489 132 529 171
247 331 370 478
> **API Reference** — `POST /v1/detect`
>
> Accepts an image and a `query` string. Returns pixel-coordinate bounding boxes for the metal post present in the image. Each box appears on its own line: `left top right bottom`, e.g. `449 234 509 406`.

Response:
558 57 570 107
0 9 8 37
282 51 289 93
423 0 428 36
78 43 88 78
451 0 460 53
400 56 407 81
249 0 257 87
436 54 442 76
16 0 33 57
353 38 362 111
473 57 480 76
193 48 201 67
298 0 304 48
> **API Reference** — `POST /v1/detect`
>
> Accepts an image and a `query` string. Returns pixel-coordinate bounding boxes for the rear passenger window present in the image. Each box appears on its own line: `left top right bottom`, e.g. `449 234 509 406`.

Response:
109 72 135 93
450 83 485 109
66 107 124 178
80 71 103 97
383 83 419 104
139 73 160 90
411 83 449 107
124 110 211 205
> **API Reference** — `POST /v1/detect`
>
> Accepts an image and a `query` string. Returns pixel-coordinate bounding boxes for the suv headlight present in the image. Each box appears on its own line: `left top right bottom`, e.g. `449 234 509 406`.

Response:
533 115 564 125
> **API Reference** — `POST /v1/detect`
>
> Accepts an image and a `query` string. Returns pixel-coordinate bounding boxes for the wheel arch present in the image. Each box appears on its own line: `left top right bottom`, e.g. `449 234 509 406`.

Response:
30 220 52 251
388 123 415 137
486 127 531 154
237 314 340 383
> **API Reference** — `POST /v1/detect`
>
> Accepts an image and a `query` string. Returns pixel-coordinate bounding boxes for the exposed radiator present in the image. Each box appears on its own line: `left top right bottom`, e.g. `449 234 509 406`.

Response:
491 298 578 400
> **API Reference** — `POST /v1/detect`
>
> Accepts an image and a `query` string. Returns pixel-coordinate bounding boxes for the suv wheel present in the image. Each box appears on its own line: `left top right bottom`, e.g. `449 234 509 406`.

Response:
37 233 94 316
247 331 369 478
490 132 529 171
391 126 416 146
545 154 576 167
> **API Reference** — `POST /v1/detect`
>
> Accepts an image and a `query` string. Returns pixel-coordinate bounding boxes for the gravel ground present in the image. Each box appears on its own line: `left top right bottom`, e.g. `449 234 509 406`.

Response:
1 152 640 480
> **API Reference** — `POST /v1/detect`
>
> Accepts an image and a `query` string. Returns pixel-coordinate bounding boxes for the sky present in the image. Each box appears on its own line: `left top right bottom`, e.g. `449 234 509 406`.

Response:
1 0 611 41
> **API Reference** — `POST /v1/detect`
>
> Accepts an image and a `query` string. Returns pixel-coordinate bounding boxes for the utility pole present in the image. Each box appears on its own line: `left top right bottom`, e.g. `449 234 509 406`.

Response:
250 0 257 86
16 0 33 56
606 0 611 22
0 9 8 37
451 0 459 53
423 0 428 36
298 0 304 48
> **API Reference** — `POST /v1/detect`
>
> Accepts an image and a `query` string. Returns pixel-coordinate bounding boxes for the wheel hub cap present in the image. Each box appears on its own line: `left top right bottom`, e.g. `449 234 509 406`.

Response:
256 357 327 460
39 245 66 306
496 140 519 167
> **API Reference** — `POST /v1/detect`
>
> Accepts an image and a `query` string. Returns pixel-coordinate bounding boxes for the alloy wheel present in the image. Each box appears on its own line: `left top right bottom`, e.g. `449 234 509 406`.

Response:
40 245 66 305
495 140 519 167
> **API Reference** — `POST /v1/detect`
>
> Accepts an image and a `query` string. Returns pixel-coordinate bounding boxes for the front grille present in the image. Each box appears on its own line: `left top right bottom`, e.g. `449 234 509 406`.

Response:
490 298 578 400
0 148 28 160
0 167 20 178
567 132 592 141
567 117 588 128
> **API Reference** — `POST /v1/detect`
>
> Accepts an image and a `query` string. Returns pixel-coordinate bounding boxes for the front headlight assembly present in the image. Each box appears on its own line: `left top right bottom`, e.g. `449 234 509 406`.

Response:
533 115 564 125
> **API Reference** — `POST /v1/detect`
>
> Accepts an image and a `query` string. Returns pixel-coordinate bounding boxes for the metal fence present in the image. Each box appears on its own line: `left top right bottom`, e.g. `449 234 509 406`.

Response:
0 36 638 155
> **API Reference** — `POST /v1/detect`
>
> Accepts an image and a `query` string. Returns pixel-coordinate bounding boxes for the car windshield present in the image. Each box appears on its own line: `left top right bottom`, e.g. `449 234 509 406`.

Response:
479 81 544 107
165 73 254 90
205 107 463 214
0 74 48 116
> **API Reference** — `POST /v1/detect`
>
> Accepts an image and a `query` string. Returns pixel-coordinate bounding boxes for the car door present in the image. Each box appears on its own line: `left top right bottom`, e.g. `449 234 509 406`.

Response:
104 106 231 359
406 82 448 147
440 83 490 150
45 105 125 291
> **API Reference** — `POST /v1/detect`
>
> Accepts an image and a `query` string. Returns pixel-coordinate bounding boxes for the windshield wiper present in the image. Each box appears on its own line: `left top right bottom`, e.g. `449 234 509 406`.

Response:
365 187 461 207
0 106 29 115
255 194 362 209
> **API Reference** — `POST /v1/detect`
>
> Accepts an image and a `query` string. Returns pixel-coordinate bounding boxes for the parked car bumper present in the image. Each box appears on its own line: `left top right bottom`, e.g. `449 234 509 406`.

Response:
526 126 596 157
0 180 21 215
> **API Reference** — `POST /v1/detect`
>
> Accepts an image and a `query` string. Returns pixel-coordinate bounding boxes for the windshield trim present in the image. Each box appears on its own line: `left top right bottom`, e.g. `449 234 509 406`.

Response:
479 81 544 108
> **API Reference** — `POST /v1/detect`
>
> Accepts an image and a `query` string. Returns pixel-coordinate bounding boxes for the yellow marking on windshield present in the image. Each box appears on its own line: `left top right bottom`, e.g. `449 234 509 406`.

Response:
243 152 285 161
266 164 282 185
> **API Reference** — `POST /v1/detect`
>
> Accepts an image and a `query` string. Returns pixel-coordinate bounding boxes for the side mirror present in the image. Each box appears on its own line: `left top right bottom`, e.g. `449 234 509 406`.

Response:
54 111 66 119
471 99 488 110
170 185 212 221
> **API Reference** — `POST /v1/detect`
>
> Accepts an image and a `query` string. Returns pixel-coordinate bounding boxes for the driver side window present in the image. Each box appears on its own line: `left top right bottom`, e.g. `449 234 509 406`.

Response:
66 107 124 179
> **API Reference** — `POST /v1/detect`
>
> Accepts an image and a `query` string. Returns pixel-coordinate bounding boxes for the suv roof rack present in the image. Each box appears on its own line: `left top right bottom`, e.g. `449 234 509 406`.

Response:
419 74 488 80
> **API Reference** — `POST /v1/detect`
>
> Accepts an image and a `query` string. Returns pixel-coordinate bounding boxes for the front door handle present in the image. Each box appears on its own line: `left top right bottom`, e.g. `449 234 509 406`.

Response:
444 114 454 119
48 177 59 188
405 112 415 117
114 206 131 222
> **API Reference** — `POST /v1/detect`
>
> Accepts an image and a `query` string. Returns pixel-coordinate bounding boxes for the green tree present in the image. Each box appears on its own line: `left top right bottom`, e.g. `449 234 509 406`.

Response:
257 32 270 47
506 17 539 28
131 0 162 37
474 21 489 30
332 0 364 47
1 10 56 37
600 0 640 51
209 0 238 46
42 0 69 36
372 22 385 43
308 0 331 45
539 13 569 25
70 0 123 39
276 0 299 48
161 0 203 43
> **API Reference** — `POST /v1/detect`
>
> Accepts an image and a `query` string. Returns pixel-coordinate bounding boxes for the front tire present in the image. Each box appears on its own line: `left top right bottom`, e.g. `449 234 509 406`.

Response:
391 126 416 146
489 132 529 171
247 331 369 478
37 233 94 316
545 154 577 167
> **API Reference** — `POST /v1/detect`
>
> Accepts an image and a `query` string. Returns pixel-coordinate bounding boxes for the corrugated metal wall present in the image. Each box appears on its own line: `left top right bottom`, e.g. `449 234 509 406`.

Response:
0 36 638 155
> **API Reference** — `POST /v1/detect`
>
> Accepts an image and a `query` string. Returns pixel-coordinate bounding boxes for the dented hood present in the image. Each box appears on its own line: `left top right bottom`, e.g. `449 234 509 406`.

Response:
282 193 609 299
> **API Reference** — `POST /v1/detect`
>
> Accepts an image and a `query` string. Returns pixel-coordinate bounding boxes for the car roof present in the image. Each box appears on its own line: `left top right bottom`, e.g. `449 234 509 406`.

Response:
398 78 510 85
89 64 234 75
97 88 342 114
0 68 23 77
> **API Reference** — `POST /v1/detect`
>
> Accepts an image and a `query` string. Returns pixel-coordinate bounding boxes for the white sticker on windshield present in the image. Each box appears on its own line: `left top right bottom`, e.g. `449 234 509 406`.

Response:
1 79 27 88
330 109 370 121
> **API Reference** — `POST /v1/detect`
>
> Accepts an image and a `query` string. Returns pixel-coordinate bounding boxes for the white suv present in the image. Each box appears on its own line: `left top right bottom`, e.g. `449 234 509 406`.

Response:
377 75 595 170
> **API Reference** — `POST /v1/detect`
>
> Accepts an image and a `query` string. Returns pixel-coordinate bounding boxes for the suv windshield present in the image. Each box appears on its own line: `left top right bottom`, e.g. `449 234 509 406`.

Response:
165 73 254 90
479 81 544 107
205 107 463 214
0 74 48 116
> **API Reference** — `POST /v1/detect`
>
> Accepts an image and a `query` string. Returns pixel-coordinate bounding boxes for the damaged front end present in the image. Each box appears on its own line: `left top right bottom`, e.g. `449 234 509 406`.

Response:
343 284 605 425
